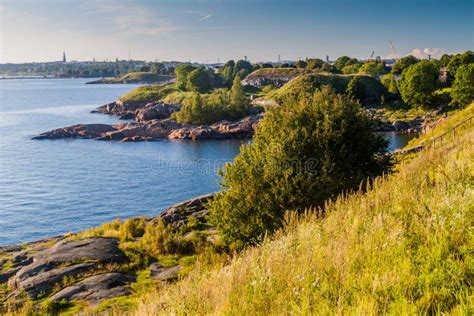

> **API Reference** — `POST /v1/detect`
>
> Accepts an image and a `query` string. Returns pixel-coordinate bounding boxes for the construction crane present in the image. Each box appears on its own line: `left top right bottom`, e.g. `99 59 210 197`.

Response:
369 51 375 60
388 41 401 60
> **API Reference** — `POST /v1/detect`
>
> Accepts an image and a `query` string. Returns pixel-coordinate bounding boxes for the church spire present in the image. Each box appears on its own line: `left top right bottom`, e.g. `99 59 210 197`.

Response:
62 51 67 63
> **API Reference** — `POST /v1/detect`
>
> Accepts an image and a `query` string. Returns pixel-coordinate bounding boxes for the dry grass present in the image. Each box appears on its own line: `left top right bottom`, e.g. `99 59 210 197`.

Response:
130 107 474 315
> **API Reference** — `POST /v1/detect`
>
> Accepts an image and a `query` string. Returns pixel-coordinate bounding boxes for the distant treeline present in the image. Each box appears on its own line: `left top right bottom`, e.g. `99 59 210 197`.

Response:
0 60 176 78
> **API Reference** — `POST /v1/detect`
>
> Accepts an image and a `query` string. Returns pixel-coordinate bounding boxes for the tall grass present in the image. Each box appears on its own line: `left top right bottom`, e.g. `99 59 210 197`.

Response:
132 107 473 315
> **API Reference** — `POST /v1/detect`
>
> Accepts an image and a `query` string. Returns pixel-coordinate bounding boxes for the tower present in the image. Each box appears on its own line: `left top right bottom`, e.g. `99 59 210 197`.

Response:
62 51 66 63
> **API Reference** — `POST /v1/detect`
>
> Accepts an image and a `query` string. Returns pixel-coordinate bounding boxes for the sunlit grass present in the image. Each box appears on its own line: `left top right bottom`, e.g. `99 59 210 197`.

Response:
131 110 473 315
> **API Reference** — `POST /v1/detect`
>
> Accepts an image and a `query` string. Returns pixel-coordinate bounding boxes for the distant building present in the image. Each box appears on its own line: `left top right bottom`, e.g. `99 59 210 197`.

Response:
62 51 67 63
439 67 448 83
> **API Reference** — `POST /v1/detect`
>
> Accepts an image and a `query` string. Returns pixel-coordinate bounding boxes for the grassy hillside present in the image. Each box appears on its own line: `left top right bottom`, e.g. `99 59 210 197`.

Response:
129 105 473 315
269 74 389 105
102 72 174 84
118 84 178 103
246 67 313 78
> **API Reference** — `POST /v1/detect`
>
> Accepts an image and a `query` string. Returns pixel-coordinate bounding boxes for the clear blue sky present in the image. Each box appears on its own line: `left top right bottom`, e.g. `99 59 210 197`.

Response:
1 0 473 63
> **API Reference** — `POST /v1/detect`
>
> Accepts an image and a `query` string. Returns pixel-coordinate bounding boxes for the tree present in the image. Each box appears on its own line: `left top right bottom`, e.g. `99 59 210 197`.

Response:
186 68 213 93
260 63 273 69
334 56 351 70
342 64 361 74
219 60 235 87
295 60 307 68
381 73 398 94
208 87 391 248
358 61 385 77
346 76 366 102
306 58 324 70
446 51 474 82
450 63 474 108
398 60 439 108
235 60 253 79
175 64 195 90
230 75 250 117
391 55 419 75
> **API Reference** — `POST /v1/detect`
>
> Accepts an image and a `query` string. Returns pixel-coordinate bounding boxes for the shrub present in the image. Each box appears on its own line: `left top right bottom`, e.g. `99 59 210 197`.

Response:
209 86 391 248
141 220 194 256
120 217 146 241
175 78 251 125
346 76 366 102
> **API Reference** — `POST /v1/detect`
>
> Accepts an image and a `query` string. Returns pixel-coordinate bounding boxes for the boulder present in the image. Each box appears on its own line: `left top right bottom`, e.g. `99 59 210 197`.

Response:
51 273 136 307
15 263 96 298
149 263 181 281
157 193 214 227
9 237 128 298
135 103 180 122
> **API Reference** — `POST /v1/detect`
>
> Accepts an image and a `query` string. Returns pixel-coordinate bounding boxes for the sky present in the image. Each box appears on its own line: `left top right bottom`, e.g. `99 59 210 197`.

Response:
0 0 473 63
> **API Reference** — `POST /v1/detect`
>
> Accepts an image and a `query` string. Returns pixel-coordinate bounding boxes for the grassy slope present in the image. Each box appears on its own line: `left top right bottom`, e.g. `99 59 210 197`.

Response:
105 72 173 84
246 67 314 78
118 84 178 103
268 73 389 105
132 105 474 315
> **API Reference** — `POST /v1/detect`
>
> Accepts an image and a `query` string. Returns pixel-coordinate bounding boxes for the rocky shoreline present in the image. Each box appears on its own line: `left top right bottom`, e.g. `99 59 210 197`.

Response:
0 194 216 308
33 99 263 141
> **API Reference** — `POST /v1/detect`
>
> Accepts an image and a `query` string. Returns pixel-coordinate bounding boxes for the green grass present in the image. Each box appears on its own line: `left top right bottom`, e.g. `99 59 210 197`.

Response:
130 106 474 314
105 72 174 84
246 67 313 78
118 84 178 103
408 103 474 147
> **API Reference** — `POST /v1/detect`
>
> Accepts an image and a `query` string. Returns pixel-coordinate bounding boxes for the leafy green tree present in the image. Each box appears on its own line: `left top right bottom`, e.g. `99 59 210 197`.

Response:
398 60 439 108
175 64 196 90
446 51 474 82
381 73 398 94
439 54 452 67
295 60 307 68
391 55 419 75
358 61 385 77
230 75 250 116
450 63 474 108
186 68 213 93
235 60 253 79
342 63 361 74
334 56 351 70
219 60 235 87
209 87 391 248
306 58 324 70
261 63 273 69
346 76 366 102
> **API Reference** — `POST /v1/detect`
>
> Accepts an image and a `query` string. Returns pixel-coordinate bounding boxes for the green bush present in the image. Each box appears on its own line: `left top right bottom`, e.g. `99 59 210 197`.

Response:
176 77 251 125
120 217 147 241
209 86 391 248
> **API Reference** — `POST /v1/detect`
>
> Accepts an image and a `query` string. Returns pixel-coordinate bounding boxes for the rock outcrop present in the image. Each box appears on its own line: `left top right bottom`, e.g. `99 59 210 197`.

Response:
33 114 263 142
51 273 136 306
8 237 128 298
157 193 214 228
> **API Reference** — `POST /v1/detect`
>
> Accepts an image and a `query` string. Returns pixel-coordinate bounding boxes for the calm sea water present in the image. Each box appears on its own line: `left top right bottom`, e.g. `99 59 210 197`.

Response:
0 78 243 245
0 78 413 245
